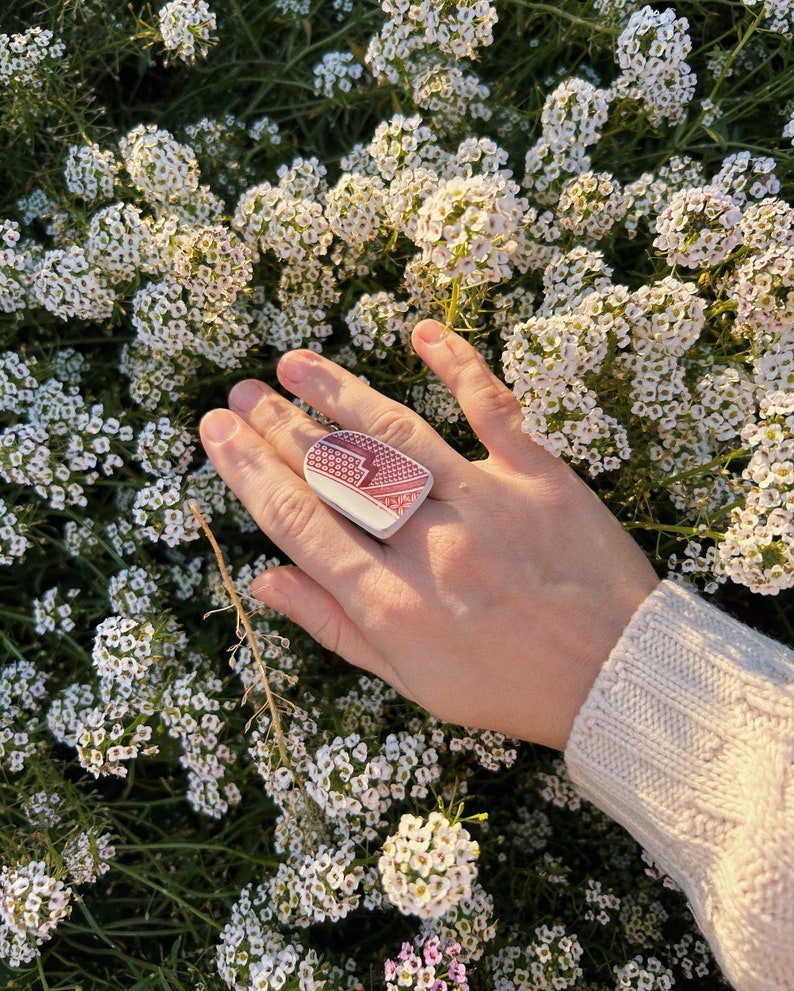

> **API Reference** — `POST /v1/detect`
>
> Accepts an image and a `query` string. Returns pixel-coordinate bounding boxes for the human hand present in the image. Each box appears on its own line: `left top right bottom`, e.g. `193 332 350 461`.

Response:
200 319 659 750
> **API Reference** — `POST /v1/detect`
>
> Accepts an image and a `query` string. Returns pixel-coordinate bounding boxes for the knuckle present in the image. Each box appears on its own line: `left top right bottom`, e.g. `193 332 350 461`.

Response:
269 480 321 539
364 406 425 453
470 374 517 419
309 609 344 656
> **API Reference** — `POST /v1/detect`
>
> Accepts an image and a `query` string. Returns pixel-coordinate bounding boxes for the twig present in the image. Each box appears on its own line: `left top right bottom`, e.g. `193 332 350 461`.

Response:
188 501 291 771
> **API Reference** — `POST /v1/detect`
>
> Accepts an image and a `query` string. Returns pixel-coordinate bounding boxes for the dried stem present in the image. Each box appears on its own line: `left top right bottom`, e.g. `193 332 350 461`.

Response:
188 501 291 771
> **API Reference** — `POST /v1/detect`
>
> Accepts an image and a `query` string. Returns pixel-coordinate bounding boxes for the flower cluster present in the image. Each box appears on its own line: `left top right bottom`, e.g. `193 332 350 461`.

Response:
0 861 71 967
119 124 201 205
653 185 743 268
0 661 47 775
420 881 497 962
346 291 412 359
502 258 634 476
413 172 528 317
489 924 584 991
214 883 336 991
613 6 697 125
0 220 35 314
0 27 66 92
30 247 117 322
718 393 794 593
378 810 480 920
613 954 675 990
370 0 497 69
134 416 195 477
557 171 629 239
160 668 241 818
384 935 469 991
250 707 445 862
313 51 364 100
61 829 116 886
524 78 611 205
64 142 120 201
0 497 30 565
32 586 78 636
742 0 794 36
269 840 364 926
157 0 217 63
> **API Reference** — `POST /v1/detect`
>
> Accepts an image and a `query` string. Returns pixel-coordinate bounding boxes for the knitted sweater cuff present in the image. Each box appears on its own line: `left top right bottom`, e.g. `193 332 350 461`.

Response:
565 579 794 990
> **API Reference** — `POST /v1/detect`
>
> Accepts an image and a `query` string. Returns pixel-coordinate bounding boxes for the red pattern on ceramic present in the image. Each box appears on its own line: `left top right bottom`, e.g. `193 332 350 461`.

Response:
304 431 433 538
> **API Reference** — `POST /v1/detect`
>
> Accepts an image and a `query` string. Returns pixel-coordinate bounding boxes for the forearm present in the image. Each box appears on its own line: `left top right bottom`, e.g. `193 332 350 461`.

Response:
565 580 794 991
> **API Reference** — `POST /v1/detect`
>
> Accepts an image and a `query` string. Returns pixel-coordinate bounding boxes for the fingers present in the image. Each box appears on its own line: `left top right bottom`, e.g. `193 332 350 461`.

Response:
227 371 466 503
199 407 381 591
412 320 558 474
228 377 326 478
273 348 467 497
251 564 417 701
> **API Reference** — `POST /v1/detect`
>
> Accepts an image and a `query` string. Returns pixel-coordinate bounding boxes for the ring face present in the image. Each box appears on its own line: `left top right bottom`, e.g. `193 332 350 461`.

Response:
303 431 433 538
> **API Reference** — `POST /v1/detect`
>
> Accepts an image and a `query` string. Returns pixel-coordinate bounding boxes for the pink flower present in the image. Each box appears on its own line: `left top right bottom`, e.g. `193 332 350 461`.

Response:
423 937 442 966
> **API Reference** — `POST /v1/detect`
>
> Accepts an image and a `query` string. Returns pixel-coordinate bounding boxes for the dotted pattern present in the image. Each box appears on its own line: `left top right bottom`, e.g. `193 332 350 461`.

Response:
305 431 430 518
305 438 368 486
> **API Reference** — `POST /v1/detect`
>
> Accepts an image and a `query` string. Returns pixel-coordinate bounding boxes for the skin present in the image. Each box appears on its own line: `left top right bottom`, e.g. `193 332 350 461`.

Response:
200 318 659 751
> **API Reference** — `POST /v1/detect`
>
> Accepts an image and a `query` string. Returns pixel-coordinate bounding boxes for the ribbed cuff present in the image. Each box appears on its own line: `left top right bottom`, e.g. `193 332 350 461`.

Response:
565 579 794 990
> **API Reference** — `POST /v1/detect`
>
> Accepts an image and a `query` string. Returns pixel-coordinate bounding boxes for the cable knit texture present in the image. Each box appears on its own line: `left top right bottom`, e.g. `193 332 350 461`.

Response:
565 579 794 991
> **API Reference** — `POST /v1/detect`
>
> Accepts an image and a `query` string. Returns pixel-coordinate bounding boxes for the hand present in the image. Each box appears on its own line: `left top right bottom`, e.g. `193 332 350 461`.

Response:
200 319 659 750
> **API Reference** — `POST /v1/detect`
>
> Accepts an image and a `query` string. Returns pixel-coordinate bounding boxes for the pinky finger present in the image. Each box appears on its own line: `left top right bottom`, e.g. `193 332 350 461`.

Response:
250 565 417 701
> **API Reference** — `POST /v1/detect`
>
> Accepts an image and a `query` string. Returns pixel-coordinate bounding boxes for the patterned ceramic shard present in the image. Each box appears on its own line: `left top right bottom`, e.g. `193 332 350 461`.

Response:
303 430 433 538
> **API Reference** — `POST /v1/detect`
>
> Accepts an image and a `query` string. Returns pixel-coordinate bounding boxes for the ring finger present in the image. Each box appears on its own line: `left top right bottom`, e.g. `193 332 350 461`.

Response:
237 351 470 499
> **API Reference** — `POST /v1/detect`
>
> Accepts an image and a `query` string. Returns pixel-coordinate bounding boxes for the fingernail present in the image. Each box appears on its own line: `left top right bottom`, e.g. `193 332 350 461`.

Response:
201 409 238 444
414 320 449 345
278 350 315 390
229 378 266 414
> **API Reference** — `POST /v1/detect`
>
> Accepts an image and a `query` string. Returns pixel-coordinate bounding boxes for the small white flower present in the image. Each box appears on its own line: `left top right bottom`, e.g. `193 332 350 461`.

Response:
378 811 479 919
158 0 217 63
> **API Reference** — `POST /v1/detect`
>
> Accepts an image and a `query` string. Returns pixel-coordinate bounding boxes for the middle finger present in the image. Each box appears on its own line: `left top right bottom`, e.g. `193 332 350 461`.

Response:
259 350 470 498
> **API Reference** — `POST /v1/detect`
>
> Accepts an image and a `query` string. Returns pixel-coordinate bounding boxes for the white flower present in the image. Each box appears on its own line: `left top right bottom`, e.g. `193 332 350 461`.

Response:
557 171 629 239
711 151 780 206
158 0 217 63
134 417 195 477
742 0 794 36
411 62 492 132
326 173 385 247
717 392 794 593
653 185 743 268
614 5 697 125
312 50 363 99
30 246 116 322
0 27 66 91
63 830 116 885
0 861 72 943
170 224 253 308
119 124 201 204
540 77 611 150
378 811 479 919
413 173 527 288
345 291 412 358
64 143 120 201
366 113 444 182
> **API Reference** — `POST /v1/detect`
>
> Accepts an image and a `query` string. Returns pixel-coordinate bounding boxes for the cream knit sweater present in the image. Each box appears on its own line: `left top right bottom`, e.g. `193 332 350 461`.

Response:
566 580 794 991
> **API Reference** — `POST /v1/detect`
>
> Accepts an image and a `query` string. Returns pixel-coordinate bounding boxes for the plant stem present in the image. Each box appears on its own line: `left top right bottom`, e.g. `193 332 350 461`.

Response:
188 503 291 773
